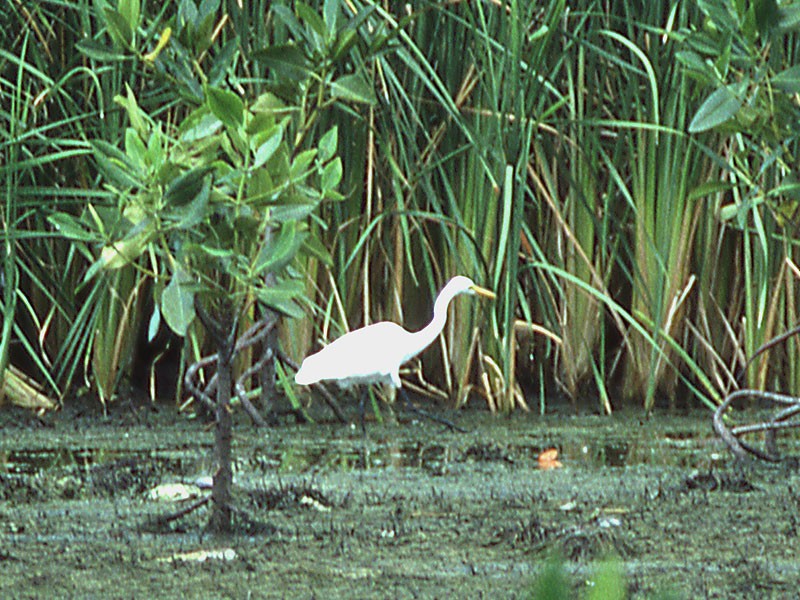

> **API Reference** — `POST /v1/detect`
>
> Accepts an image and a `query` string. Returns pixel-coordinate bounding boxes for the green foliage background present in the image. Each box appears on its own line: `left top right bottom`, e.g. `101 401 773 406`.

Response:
3 0 800 413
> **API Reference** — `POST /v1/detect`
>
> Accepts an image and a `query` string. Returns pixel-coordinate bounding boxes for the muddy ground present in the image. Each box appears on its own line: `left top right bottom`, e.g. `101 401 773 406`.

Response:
1 398 799 599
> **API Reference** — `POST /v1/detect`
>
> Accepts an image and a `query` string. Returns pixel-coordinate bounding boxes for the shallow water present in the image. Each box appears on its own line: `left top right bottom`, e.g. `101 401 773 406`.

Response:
2 405 799 598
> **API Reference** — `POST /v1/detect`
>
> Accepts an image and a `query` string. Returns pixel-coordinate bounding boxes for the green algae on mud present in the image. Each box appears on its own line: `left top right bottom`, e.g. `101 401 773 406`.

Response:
1 405 799 598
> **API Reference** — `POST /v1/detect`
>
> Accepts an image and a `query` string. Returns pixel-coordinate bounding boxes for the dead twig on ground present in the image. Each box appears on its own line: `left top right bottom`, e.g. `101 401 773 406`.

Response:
713 389 800 461
714 322 800 461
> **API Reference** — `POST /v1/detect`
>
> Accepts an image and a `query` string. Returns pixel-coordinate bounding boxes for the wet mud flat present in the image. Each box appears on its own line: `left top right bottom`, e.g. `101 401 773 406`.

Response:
2 404 800 599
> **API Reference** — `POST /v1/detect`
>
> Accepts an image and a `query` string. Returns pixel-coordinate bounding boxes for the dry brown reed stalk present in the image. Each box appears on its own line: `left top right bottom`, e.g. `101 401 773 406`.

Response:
1 365 57 411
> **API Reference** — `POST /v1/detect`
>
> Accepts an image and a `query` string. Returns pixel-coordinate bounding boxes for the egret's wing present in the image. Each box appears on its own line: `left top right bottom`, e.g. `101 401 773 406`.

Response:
295 322 409 385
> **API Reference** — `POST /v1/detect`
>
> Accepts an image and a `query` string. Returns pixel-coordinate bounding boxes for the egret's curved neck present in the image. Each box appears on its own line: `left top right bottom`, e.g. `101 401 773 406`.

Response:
406 284 462 361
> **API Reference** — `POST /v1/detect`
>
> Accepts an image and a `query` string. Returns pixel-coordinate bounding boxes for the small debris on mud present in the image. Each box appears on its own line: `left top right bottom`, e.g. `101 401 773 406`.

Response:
156 548 237 564
681 470 759 493
248 483 336 513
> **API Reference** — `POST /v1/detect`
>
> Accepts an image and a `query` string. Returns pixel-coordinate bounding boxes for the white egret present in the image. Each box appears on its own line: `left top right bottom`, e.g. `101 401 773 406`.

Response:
295 275 495 430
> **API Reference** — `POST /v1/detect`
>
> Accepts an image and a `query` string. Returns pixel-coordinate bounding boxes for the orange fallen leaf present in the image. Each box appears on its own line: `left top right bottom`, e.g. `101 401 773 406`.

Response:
537 448 562 470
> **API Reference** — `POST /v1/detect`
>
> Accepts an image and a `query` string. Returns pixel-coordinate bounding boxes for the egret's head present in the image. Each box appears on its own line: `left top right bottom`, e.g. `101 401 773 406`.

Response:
446 276 496 299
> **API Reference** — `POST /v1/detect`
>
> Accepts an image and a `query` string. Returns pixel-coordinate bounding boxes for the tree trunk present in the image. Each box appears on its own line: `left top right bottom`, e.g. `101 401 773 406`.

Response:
208 315 234 534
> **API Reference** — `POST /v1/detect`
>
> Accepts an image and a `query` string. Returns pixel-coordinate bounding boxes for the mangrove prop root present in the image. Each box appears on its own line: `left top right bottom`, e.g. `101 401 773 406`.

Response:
184 314 348 425
717 323 800 461
714 389 800 461
184 313 276 426
151 495 212 527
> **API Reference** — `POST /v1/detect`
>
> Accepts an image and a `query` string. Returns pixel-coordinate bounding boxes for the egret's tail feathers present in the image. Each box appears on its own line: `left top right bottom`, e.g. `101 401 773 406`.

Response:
294 364 316 385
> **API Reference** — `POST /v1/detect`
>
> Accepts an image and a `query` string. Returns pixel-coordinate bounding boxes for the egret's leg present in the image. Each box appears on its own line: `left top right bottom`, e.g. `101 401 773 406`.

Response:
399 388 467 433
358 387 367 435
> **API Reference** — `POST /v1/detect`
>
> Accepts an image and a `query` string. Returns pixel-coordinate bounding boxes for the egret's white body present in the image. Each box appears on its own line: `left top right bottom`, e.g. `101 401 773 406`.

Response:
295 276 495 390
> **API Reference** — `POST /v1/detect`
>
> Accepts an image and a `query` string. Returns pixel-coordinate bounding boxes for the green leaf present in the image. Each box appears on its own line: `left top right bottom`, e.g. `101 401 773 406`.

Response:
321 157 342 192
253 128 284 170
147 304 161 343
332 28 358 62
290 149 317 179
301 233 333 266
755 0 779 36
778 5 800 31
180 109 223 142
272 203 319 223
161 271 196 336
177 0 199 33
247 169 274 205
114 84 150 137
208 38 238 86
697 0 740 35
251 92 290 116
272 6 306 41
675 50 710 76
323 188 345 201
103 7 133 49
720 195 765 223
719 203 740 222
169 177 211 229
199 244 236 259
246 111 276 137
91 140 143 188
99 230 151 270
193 5 218 54
256 278 305 318
773 175 800 200
118 0 141 33
165 165 214 206
147 124 166 172
124 128 147 172
75 39 127 62
205 86 244 129
48 213 98 242
330 73 377 105
323 0 339 35
688 82 745 133
319 126 338 162
688 180 734 201
296 2 326 40
254 222 305 276
225 119 249 157
772 64 800 93
255 44 312 80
